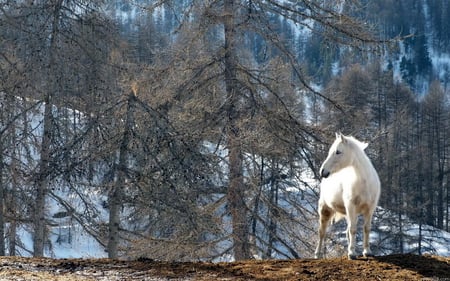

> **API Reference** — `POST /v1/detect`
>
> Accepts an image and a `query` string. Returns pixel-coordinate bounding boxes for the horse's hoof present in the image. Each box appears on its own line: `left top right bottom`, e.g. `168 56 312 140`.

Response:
348 254 357 260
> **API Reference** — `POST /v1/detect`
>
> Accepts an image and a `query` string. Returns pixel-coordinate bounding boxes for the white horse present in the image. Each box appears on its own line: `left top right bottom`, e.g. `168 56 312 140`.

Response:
314 133 380 260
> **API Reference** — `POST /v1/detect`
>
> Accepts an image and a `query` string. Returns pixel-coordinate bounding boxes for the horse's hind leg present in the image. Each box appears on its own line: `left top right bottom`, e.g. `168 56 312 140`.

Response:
315 202 333 259
362 211 374 257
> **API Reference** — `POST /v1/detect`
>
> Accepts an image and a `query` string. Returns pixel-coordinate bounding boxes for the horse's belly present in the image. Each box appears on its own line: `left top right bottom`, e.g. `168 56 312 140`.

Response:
320 173 378 215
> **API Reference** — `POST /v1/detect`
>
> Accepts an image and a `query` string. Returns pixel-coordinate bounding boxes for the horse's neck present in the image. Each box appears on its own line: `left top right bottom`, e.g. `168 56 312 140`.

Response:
349 146 372 176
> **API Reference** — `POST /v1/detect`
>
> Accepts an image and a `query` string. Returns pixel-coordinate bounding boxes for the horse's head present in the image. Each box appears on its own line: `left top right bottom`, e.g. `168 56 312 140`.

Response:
319 133 368 178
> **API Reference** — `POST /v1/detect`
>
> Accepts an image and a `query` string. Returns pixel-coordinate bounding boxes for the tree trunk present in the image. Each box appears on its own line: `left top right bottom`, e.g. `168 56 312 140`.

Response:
0 141 5 256
223 0 249 261
266 164 279 259
227 133 249 260
6 95 19 256
34 100 53 257
107 181 121 258
250 157 264 258
107 92 134 258
33 0 64 257
436 120 444 230
8 197 17 256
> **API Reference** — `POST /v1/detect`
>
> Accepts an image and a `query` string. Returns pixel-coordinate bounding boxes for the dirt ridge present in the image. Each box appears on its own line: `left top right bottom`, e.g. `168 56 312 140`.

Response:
0 254 449 280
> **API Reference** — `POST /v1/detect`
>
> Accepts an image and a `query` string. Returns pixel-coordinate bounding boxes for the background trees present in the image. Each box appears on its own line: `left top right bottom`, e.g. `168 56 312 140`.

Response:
0 0 449 260
0 0 117 257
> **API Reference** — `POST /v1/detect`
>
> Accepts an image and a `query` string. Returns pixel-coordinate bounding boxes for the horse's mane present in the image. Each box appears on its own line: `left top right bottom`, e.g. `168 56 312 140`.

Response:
343 135 368 152
342 135 374 172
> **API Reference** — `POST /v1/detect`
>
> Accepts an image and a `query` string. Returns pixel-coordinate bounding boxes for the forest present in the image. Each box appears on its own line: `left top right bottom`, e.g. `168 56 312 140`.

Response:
0 0 449 261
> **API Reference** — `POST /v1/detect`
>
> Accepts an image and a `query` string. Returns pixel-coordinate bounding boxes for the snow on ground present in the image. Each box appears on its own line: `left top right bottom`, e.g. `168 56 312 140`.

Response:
3 95 449 259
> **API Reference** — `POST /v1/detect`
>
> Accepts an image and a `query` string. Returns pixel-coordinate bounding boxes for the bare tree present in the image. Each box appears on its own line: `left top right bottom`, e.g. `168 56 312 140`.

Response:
1 0 116 256
1 0 385 260
422 81 449 229
128 0 381 260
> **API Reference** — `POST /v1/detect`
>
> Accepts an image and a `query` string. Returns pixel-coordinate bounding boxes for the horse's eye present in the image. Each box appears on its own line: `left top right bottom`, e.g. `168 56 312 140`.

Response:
336 150 342 155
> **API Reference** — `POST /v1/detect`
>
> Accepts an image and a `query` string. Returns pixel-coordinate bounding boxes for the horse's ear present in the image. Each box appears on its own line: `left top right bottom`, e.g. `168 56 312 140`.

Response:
335 132 342 140
340 133 348 144
361 142 369 150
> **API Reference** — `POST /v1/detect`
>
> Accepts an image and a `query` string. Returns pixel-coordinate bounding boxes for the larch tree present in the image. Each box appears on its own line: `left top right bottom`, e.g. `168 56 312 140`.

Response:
133 0 382 260
1 0 386 260
422 81 449 229
0 0 115 256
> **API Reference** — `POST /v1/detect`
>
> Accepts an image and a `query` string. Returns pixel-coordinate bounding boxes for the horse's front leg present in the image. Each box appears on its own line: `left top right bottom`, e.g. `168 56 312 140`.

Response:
345 205 357 260
315 202 332 259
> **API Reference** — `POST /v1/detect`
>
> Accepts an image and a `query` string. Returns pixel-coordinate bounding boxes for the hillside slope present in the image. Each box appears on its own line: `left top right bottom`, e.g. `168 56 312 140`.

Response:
0 254 448 280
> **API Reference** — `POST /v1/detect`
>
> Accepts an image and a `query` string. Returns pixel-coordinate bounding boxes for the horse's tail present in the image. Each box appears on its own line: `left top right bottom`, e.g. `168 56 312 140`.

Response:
332 212 346 224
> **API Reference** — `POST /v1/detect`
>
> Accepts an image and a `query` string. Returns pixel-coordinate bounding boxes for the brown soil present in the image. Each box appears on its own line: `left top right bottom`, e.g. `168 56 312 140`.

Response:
0 254 449 280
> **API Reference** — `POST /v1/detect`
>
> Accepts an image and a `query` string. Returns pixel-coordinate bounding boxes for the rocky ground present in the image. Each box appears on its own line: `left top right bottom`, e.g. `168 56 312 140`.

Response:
0 254 449 280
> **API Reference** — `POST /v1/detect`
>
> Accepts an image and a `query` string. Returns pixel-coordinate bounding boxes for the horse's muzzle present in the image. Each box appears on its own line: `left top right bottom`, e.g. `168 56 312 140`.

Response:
320 169 330 178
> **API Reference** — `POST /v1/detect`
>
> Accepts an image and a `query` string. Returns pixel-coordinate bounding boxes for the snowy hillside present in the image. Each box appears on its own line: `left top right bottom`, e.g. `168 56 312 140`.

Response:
3 98 448 259
17 188 450 259
110 0 450 94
